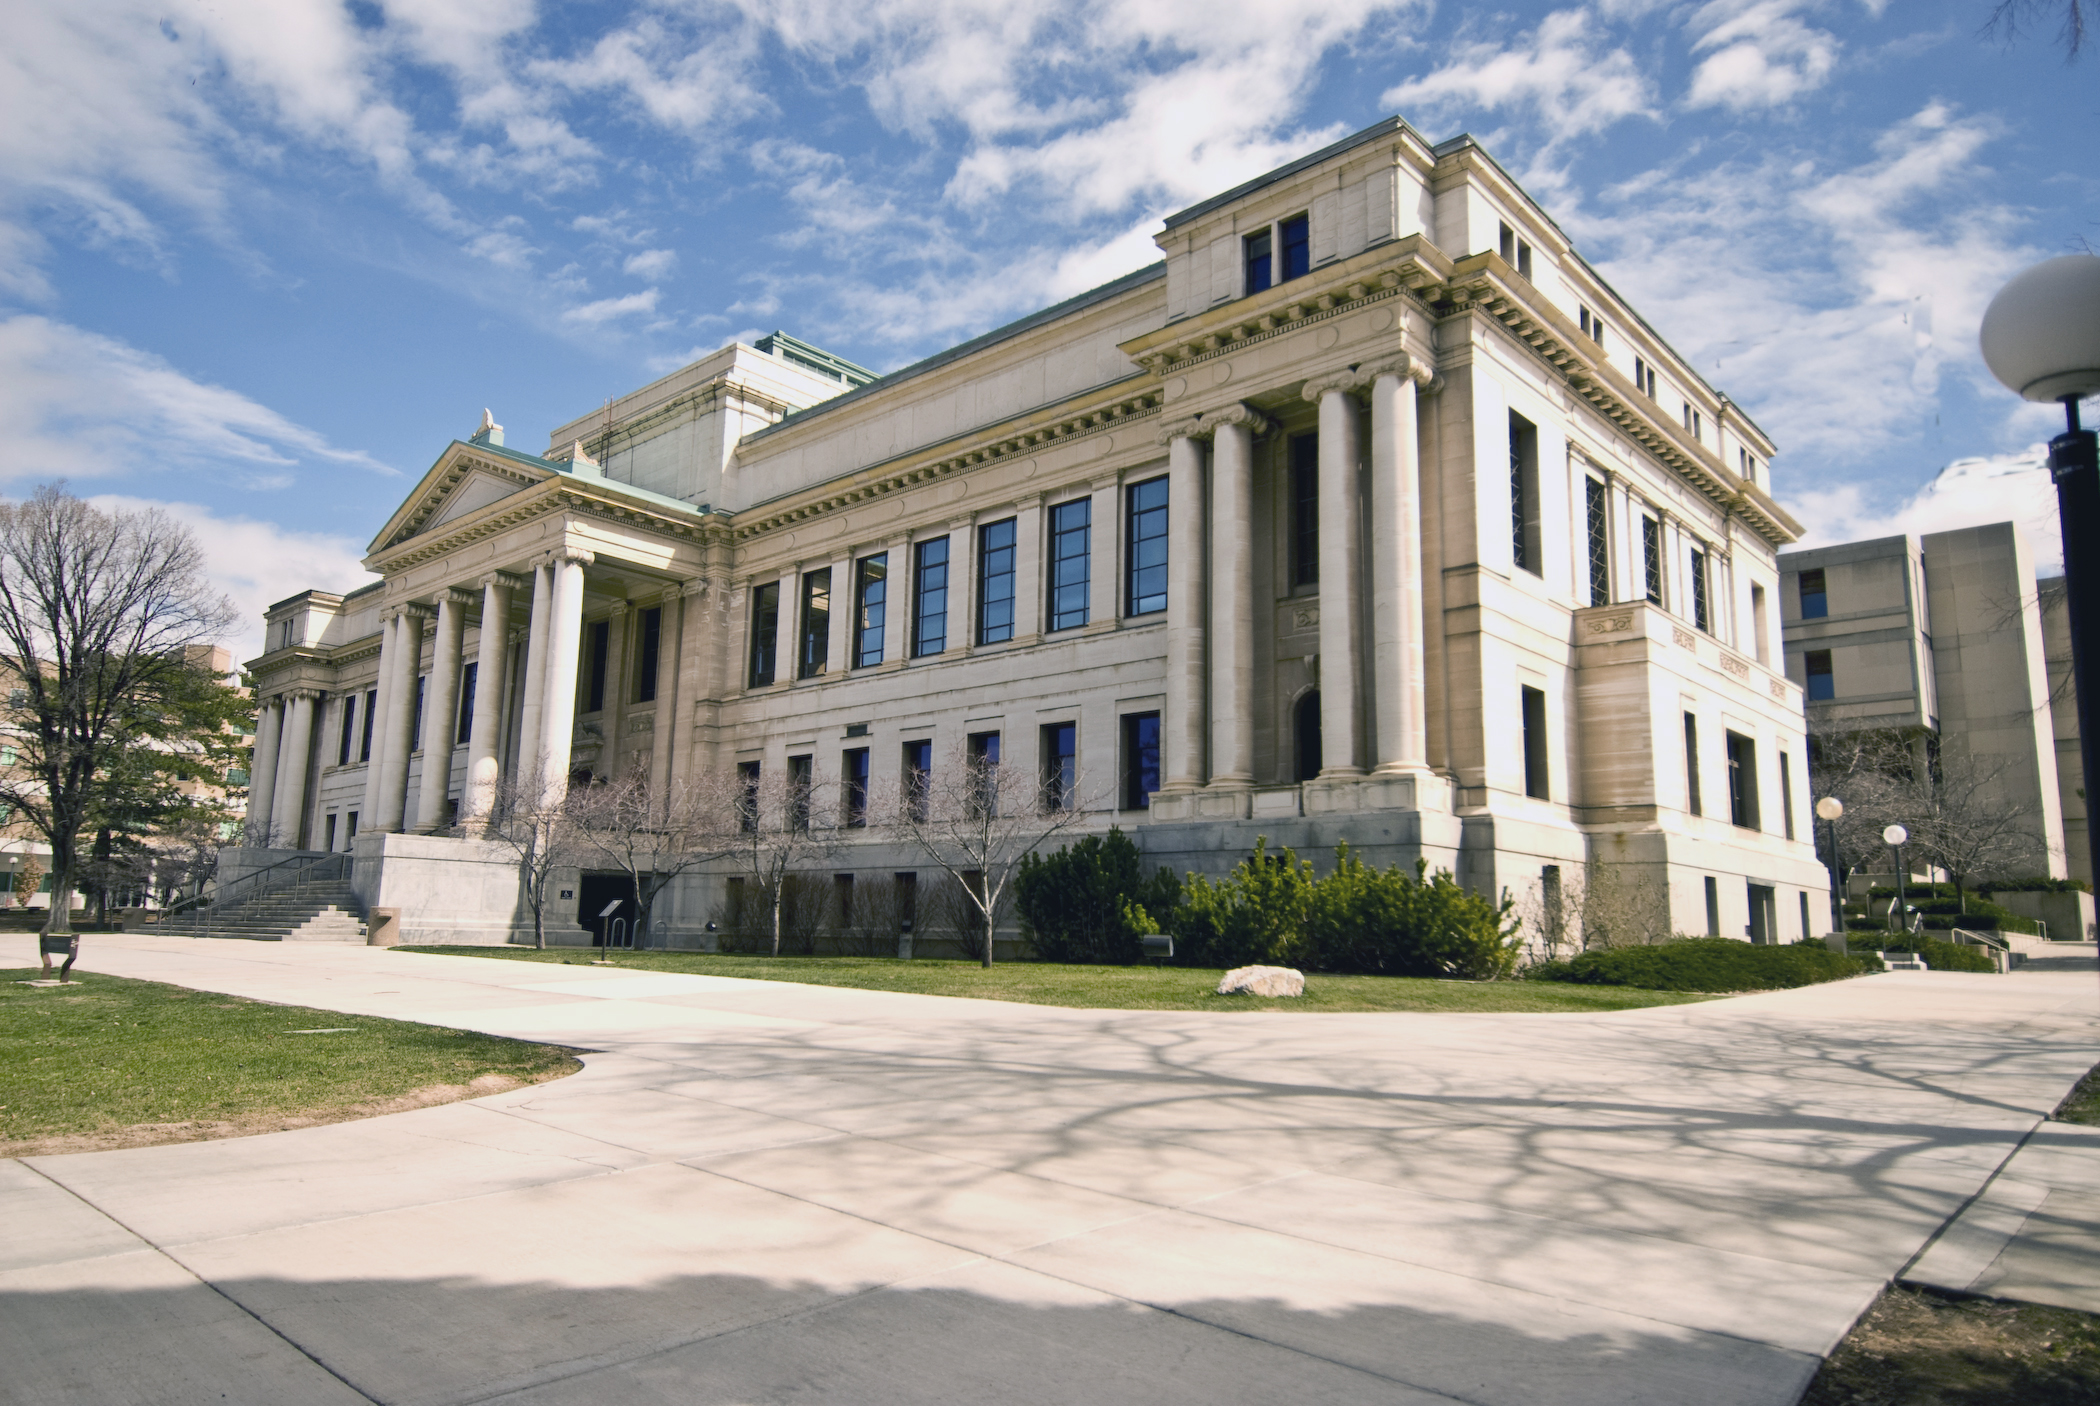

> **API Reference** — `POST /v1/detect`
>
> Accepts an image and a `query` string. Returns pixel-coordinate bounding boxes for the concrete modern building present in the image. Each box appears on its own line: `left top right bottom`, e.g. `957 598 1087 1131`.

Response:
240 113 1824 948
1778 522 2074 881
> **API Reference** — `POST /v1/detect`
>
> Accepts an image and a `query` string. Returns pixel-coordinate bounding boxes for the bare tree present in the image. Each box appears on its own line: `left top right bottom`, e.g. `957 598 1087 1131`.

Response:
482 775 583 949
718 766 839 957
0 485 237 939
566 770 735 948
1985 0 2096 57
887 745 1091 967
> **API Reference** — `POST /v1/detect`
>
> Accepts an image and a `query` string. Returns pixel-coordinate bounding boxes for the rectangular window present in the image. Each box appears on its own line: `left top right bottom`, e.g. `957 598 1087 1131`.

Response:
1798 567 1828 619
339 693 357 765
854 554 888 667
1690 548 1710 632
1704 876 1720 936
1683 403 1703 439
347 811 358 841
749 582 781 686
968 731 1000 817
903 740 932 822
1634 356 1657 399
843 747 870 828
1122 712 1161 811
586 619 610 712
1042 722 1077 812
1585 477 1610 607
1290 435 1319 586
787 754 812 830
1244 227 1272 295
1497 222 1532 277
1739 447 1759 481
1726 731 1760 830
1805 649 1835 701
913 538 950 657
1520 686 1549 800
1642 516 1663 604
1509 412 1540 576
977 518 1017 644
636 606 662 702
1684 712 1702 816
1049 498 1091 631
1779 750 1796 840
1280 213 1310 280
456 662 477 746
737 760 761 833
361 688 376 762
1126 476 1170 615
1750 583 1769 664
323 814 336 853
1579 306 1605 345
410 674 427 752
799 568 831 679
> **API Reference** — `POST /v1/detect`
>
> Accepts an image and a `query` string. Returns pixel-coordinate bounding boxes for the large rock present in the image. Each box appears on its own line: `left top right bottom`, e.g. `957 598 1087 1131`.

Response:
1216 965 1304 998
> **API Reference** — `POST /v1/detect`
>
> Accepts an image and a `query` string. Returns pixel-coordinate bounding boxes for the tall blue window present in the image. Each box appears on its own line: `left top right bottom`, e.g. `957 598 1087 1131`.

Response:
854 554 887 667
1122 712 1160 810
1049 498 1090 631
978 518 1016 644
1244 228 1272 294
1126 476 1169 615
749 582 780 687
913 538 949 656
1280 214 1310 280
1798 568 1828 619
456 663 476 745
903 739 932 821
1043 722 1077 811
1805 650 1834 701
339 693 357 765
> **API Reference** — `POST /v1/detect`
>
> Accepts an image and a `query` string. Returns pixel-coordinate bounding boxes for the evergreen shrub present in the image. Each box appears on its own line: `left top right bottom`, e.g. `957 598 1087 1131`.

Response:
1529 937 1872 992
1013 829 1182 964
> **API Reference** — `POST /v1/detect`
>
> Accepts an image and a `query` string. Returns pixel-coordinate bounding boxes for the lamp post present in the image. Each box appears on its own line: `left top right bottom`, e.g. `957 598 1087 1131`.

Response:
1816 795 1845 936
1981 257 2100 918
1883 824 1909 936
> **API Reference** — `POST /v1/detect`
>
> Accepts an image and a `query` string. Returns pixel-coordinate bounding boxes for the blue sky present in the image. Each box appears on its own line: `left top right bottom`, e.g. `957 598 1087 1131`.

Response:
3 1 2092 655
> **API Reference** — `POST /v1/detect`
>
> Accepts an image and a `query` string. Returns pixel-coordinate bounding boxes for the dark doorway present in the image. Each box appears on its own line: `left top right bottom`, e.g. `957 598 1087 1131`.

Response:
578 872 640 949
1295 690 1322 781
1746 883 1777 946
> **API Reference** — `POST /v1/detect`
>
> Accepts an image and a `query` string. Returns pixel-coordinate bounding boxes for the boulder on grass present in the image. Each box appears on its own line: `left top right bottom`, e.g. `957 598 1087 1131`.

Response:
1217 965 1304 998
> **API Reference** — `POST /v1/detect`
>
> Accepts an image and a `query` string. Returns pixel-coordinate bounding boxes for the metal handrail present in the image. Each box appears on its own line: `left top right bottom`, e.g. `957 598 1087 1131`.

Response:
1950 926 2011 953
162 851 348 925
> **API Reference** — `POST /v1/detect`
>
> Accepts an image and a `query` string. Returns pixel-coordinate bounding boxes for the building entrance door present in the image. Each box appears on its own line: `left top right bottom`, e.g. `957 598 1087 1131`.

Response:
578 872 640 949
1746 883 1777 945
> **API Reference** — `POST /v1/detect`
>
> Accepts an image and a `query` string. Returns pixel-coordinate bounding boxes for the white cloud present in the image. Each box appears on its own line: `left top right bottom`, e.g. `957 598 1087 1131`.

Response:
1381 8 1657 147
0 315 397 488
1784 446 2064 573
85 494 376 662
623 248 678 278
561 288 661 324
1685 1 1842 112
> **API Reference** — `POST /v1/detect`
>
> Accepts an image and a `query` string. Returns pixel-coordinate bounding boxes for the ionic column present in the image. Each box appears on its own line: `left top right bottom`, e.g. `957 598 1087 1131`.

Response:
360 611 401 827
648 587 686 809
513 563 554 800
271 689 320 849
1367 357 1436 774
247 695 284 846
534 550 593 803
461 572 520 826
1207 405 1269 787
1305 376 1365 777
413 587 473 831
1159 425 1208 793
374 605 429 832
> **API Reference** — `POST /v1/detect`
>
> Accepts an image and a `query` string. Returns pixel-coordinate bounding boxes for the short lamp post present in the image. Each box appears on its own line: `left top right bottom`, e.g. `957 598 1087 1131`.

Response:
1981 257 2100 913
1883 824 1909 936
1816 795 1845 936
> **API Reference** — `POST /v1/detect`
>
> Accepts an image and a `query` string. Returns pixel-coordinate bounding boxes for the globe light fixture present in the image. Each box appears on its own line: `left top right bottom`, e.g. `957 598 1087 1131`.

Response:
1881 824 1910 936
1982 256 2100 902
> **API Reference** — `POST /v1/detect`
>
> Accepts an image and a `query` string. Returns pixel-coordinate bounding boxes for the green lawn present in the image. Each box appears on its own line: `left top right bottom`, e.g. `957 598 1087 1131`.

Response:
397 947 1716 1014
0 969 579 1154
2057 1062 2100 1126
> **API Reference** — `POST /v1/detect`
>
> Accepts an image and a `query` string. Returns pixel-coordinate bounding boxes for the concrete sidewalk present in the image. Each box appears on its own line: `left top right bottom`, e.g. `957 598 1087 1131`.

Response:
4 935 2097 1406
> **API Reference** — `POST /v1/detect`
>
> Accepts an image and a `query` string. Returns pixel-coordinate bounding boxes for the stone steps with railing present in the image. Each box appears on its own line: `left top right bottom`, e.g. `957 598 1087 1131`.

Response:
152 853 368 943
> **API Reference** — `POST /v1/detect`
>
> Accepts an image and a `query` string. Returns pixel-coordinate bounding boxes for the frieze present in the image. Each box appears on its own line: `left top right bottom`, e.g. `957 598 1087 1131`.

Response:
1586 613 1633 634
1291 606 1320 631
1672 627 1697 650
1720 654 1750 679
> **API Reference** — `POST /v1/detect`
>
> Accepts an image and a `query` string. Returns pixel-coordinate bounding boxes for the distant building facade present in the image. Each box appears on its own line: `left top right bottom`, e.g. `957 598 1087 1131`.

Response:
1778 523 2078 882
243 114 1823 948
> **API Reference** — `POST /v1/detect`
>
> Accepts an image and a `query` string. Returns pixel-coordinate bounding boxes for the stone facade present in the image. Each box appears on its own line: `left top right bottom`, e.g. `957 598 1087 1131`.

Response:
242 115 1824 948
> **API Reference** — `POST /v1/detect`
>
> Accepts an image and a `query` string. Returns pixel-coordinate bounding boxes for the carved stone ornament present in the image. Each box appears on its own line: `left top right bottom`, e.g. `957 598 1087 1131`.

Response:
1769 678 1790 700
1720 654 1750 678
1292 606 1321 630
1586 613 1633 634
1672 627 1697 650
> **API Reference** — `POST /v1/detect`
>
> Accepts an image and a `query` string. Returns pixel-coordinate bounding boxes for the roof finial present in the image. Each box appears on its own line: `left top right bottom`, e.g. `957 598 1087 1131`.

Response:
471 409 504 447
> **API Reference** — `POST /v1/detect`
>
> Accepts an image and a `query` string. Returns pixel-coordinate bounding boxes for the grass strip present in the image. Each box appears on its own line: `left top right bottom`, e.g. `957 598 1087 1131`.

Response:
396 947 1715 1013
1 969 579 1155
1801 1285 2100 1405
2055 1062 2100 1125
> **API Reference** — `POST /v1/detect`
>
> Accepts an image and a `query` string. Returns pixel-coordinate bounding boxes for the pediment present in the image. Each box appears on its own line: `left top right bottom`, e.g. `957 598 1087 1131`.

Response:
369 443 552 556
422 469 529 533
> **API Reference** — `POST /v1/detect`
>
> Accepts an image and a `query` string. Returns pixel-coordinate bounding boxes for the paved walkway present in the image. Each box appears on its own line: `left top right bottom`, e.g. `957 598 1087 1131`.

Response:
4 935 2097 1406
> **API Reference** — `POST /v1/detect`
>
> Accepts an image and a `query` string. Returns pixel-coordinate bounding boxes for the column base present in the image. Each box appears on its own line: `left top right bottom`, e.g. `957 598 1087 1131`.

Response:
1303 771 1456 816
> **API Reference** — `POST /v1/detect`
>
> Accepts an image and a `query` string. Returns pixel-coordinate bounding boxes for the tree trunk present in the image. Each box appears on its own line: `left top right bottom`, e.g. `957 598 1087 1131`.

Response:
771 887 783 957
979 880 994 968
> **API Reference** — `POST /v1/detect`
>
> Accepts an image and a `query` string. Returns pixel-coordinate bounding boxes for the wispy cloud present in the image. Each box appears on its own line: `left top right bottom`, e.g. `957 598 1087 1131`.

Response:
561 288 661 324
1382 8 1658 149
1685 0 1843 111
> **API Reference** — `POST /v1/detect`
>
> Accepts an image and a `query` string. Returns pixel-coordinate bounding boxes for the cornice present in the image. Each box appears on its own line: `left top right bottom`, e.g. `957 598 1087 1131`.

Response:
385 449 543 548
368 479 730 575
729 383 1165 544
1444 254 1803 549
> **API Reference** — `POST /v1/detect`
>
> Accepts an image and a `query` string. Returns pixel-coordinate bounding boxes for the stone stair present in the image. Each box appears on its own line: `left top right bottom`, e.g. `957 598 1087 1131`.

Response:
152 878 368 944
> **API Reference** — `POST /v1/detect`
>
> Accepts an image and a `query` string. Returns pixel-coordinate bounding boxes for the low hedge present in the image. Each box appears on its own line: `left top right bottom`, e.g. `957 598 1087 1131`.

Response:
1529 938 1876 992
1844 936 1996 973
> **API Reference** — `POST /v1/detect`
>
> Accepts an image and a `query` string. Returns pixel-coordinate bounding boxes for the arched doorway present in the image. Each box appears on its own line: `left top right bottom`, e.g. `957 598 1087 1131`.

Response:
1295 690 1322 781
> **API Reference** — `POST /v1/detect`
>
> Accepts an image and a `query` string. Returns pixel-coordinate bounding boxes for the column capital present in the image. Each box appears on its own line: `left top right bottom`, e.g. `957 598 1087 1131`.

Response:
538 547 596 569
680 578 711 600
285 686 325 703
1360 352 1441 393
388 603 433 626
478 570 528 591
1301 370 1365 403
436 586 479 609
608 600 629 619
1160 402 1275 443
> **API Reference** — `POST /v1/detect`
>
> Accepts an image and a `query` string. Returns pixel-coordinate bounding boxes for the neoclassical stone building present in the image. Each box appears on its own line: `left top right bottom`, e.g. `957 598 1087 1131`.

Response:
245 114 1825 947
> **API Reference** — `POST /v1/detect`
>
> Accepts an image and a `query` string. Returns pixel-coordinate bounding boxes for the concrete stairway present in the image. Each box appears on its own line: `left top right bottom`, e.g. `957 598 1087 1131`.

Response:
153 878 368 944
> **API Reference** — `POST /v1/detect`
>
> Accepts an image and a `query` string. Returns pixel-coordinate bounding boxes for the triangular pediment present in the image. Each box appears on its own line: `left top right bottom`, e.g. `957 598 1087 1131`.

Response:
368 441 556 557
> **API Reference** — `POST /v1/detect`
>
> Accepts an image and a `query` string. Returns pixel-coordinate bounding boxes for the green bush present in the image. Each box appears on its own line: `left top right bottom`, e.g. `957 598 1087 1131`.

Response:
1168 838 1315 969
1980 876 2091 894
1530 937 1872 992
1844 936 1995 972
1014 829 1183 964
1299 847 1521 980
